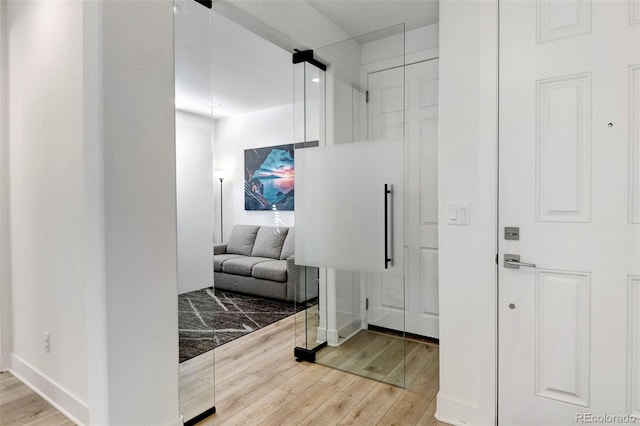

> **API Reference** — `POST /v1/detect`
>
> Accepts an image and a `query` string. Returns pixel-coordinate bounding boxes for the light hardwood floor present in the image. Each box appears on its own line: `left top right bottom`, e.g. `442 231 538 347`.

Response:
0 372 74 426
182 311 449 426
315 329 429 388
2 314 445 426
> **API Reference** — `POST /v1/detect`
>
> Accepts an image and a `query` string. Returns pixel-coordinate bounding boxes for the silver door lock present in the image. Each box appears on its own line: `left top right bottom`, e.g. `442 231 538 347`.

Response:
505 227 519 240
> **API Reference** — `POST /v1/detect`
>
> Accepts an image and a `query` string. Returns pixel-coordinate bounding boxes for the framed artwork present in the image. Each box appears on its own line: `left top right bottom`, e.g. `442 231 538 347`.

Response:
244 144 295 211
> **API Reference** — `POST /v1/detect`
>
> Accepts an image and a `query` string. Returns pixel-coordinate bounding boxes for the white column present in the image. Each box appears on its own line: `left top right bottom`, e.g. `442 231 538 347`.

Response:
100 1 180 424
0 0 9 373
437 1 498 425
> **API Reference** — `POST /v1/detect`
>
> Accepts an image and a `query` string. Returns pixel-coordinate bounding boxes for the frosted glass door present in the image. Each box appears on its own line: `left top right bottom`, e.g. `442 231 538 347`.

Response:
293 24 408 388
295 140 403 274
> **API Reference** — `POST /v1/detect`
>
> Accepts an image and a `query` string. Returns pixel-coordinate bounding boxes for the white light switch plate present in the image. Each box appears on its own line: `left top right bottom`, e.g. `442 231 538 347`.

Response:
446 203 470 225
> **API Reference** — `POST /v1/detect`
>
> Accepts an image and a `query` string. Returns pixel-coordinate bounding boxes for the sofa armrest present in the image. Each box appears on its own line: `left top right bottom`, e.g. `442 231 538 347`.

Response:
214 244 227 255
286 255 319 303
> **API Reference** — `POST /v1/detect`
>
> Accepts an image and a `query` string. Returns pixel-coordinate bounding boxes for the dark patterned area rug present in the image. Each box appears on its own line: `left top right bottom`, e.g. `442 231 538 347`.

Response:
178 288 302 363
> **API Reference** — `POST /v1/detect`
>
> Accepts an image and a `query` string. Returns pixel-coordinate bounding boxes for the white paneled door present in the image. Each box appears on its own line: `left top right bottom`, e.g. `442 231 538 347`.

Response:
367 60 440 338
499 1 640 424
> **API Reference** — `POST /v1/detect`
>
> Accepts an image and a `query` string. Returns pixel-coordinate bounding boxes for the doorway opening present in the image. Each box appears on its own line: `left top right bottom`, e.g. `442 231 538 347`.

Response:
174 0 442 422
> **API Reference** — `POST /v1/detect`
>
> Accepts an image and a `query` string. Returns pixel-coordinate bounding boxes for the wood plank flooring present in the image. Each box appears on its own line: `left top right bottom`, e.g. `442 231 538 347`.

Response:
2 311 445 426
0 372 74 426
315 330 427 387
182 310 449 426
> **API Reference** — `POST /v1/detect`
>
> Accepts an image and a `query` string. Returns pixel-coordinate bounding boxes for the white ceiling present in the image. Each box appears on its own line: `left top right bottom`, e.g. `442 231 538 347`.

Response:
307 0 438 38
175 0 292 118
174 0 439 119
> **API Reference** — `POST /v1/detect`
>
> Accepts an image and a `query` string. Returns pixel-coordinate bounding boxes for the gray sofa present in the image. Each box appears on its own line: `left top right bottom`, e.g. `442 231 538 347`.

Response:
214 225 317 303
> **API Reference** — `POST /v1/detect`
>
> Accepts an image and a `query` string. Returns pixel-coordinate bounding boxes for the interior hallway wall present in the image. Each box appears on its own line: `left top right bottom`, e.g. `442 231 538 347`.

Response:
4 2 89 423
437 2 498 425
214 104 295 238
0 0 10 372
102 1 180 424
176 110 214 294
1 1 181 425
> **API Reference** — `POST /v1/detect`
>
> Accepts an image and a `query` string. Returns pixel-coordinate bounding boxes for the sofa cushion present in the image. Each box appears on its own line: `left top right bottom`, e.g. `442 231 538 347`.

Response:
222 256 273 277
251 226 288 259
226 225 260 256
280 227 295 260
213 254 243 272
252 260 288 283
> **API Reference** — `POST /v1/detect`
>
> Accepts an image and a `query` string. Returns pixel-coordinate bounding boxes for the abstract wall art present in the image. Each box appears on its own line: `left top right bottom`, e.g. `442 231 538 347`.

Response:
244 144 295 211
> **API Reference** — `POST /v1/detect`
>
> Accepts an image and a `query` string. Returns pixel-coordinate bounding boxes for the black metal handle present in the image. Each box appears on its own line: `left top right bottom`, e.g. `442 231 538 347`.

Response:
384 184 392 269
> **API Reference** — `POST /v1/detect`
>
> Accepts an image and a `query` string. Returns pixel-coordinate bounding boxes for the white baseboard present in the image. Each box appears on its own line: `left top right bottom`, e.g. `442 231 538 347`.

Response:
10 353 89 426
337 319 361 342
324 319 363 347
436 392 492 426
327 328 340 346
1 352 10 371
316 327 327 344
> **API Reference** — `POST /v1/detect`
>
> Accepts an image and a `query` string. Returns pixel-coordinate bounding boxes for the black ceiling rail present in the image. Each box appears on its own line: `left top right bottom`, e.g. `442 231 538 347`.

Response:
193 0 212 9
292 49 327 72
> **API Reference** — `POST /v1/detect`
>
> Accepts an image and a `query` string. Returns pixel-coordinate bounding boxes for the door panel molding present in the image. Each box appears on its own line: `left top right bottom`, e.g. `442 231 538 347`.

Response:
419 77 439 108
631 65 640 223
535 269 591 407
537 0 592 44
420 117 439 225
420 247 439 316
632 0 640 25
381 85 403 113
536 73 592 223
629 276 640 419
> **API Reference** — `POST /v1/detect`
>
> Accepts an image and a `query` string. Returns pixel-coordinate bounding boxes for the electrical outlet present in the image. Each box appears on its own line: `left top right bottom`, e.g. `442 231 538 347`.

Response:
43 331 50 353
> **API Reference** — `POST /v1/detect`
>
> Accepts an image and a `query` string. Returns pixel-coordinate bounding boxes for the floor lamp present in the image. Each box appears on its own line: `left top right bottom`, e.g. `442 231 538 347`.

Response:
214 171 226 242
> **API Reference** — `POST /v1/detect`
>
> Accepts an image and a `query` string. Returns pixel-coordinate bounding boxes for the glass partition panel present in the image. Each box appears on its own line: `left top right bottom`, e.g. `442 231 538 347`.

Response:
174 0 216 422
294 60 326 355
294 24 407 387
294 265 322 351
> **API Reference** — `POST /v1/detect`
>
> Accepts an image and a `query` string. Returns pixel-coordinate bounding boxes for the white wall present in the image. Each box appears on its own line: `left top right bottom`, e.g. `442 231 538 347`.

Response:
214 104 295 238
102 1 180 425
0 2 499 425
437 2 498 425
213 0 351 54
82 2 109 423
4 2 89 423
2 2 181 425
361 23 439 67
0 0 10 371
319 39 361 146
176 110 214 294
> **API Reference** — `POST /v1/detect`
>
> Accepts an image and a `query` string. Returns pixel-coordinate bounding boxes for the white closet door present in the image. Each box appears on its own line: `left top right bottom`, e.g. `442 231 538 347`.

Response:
366 60 439 337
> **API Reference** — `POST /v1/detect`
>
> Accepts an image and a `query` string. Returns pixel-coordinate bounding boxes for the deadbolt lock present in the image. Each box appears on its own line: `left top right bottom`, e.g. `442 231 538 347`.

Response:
505 227 519 240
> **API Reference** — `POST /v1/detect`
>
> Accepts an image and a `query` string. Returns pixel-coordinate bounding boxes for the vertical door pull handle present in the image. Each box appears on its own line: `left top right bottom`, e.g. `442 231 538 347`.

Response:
384 184 393 269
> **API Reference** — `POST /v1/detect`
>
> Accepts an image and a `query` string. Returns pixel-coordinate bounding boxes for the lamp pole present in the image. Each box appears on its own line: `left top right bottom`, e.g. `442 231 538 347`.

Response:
218 177 224 242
